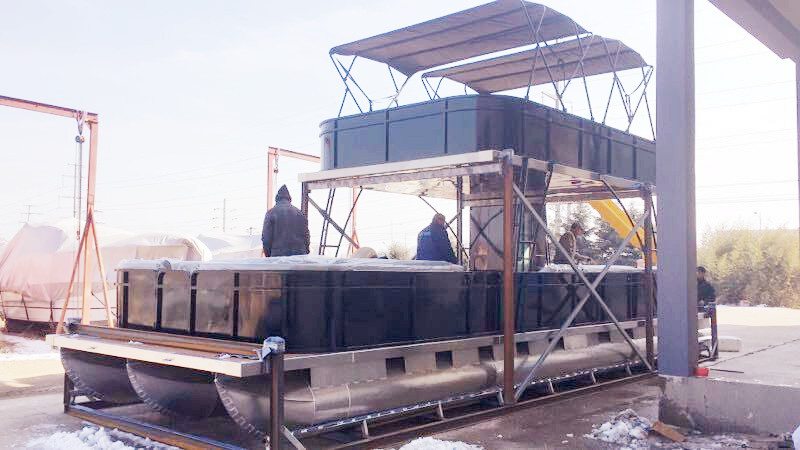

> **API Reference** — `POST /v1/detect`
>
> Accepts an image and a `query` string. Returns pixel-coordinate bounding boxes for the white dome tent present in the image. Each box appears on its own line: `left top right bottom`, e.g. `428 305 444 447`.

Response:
0 219 211 324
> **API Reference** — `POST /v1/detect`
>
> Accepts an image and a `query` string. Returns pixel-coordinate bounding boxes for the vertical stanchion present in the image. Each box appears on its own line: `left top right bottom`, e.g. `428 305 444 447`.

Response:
456 176 464 266
502 155 515 405
709 303 719 360
300 182 309 218
643 190 655 368
265 337 286 450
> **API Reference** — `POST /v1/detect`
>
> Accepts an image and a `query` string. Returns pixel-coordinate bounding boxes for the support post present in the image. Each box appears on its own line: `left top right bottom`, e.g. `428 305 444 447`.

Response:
656 0 698 377
267 148 277 211
709 303 719 360
267 337 286 450
457 176 464 265
643 189 655 367
81 120 99 325
81 223 93 324
300 182 309 217
502 156 515 405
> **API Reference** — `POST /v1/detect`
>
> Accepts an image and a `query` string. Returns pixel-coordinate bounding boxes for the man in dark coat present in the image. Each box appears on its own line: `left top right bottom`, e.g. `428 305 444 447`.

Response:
553 222 592 264
416 213 457 264
262 185 310 257
697 266 716 305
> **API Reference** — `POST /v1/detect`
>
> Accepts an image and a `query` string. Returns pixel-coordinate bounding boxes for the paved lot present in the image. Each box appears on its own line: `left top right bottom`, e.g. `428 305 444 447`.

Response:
0 307 796 449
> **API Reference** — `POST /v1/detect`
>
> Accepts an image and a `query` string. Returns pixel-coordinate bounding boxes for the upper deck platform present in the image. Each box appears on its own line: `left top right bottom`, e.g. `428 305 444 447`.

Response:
320 95 655 184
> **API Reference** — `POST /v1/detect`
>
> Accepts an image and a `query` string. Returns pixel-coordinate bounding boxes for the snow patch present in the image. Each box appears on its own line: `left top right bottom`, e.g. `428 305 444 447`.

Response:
0 333 58 360
586 409 652 448
26 425 178 449
397 437 483 450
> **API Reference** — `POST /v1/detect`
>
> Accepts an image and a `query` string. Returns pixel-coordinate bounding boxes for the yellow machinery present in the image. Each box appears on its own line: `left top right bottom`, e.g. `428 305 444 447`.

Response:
588 200 657 264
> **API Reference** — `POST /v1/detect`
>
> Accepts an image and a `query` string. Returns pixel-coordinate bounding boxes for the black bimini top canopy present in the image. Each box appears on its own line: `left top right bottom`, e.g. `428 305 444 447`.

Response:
422 35 646 94
330 0 586 77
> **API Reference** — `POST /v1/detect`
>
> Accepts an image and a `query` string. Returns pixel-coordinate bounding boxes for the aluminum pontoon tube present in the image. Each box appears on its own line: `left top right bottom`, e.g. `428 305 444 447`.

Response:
216 340 649 436
126 361 222 418
61 349 139 404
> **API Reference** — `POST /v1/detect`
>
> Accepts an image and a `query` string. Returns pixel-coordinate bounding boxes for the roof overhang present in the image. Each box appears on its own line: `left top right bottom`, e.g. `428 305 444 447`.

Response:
330 1 587 77
710 0 800 62
298 151 648 204
422 35 647 94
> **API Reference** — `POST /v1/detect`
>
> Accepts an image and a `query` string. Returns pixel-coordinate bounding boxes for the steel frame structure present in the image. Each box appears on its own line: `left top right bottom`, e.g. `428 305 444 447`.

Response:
0 95 113 332
298 149 657 406
420 33 655 138
329 3 654 140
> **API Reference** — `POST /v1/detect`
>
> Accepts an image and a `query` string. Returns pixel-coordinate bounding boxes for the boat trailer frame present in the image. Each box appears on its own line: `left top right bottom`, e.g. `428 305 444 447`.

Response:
48 150 723 449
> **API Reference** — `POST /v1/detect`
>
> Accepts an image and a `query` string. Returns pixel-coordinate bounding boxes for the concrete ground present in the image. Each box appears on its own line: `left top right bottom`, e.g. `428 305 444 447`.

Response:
0 307 797 449
428 307 800 449
703 306 800 386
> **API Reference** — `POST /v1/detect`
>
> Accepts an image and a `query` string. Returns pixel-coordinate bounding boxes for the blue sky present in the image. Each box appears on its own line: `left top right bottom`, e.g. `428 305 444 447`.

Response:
0 1 796 252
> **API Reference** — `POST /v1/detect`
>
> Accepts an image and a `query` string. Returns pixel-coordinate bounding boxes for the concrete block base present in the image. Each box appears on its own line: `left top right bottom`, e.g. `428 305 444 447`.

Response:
699 335 742 352
659 375 800 435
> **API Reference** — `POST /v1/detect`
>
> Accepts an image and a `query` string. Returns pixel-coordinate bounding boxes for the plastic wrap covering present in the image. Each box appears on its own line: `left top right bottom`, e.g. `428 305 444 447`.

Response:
117 255 465 273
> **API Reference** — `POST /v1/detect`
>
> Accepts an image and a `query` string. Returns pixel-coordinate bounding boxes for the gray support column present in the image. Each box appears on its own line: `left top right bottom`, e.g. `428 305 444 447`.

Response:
656 0 698 376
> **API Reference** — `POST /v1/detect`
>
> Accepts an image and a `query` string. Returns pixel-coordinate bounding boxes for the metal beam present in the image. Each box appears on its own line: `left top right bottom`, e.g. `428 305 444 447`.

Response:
512 188 651 399
0 95 98 122
502 156 515 405
308 196 359 250
656 0 698 376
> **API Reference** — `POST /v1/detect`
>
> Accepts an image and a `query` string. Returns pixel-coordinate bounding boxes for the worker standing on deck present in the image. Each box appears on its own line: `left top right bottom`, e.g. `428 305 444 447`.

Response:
553 222 592 264
416 213 457 264
262 185 310 257
697 266 716 305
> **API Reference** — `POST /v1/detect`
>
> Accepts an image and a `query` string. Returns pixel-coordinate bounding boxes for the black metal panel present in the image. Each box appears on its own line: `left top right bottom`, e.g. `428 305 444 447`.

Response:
161 271 191 332
413 273 468 339
119 267 651 353
320 94 655 183
126 270 158 329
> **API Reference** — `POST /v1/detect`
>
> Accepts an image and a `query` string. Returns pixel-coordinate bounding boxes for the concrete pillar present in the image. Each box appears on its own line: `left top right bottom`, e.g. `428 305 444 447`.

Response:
656 0 698 377
796 63 800 250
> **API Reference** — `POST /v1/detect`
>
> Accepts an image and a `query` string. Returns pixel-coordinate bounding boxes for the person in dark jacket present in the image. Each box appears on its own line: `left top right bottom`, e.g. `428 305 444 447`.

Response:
262 185 310 257
416 213 457 264
553 222 592 264
697 266 716 305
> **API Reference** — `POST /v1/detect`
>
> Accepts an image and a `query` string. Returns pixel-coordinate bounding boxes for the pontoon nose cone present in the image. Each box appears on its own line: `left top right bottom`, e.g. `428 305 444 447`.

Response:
61 348 139 404
127 360 221 418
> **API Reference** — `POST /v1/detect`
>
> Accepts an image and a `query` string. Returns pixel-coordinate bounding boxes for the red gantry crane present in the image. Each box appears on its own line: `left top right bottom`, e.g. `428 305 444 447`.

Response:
0 95 113 332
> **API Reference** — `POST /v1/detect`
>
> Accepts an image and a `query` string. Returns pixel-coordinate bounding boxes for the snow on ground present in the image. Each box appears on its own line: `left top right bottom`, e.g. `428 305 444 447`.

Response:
395 437 483 450
587 409 756 449
586 408 651 448
0 333 57 360
26 425 178 450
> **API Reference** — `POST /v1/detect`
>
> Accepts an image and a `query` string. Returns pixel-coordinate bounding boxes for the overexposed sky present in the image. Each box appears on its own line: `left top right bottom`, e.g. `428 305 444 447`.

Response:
0 0 796 252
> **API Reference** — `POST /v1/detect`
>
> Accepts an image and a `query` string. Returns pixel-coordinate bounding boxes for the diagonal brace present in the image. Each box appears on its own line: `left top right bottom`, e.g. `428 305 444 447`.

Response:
308 196 359 250
512 184 652 400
